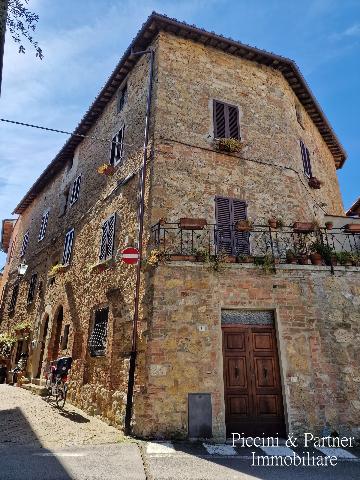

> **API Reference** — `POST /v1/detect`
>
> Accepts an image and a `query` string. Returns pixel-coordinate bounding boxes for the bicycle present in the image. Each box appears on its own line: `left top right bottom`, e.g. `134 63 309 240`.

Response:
45 356 72 408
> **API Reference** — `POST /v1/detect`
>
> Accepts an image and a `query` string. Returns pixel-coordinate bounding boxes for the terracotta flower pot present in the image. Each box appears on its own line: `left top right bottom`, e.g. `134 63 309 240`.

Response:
298 255 309 265
170 255 197 262
179 218 207 230
293 222 315 233
325 222 333 230
268 219 278 229
224 256 237 263
344 224 360 233
235 220 252 232
310 253 323 265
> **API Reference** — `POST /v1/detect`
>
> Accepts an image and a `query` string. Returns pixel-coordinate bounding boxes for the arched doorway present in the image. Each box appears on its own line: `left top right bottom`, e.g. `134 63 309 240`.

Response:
36 315 49 378
50 306 63 361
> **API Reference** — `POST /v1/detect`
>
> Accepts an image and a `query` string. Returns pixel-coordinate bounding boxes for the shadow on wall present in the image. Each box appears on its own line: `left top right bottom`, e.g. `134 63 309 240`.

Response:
0 405 73 479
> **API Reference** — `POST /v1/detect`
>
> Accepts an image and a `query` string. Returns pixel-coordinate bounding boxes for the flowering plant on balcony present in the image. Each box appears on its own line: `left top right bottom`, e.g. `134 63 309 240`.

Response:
13 321 31 338
215 137 243 153
97 164 115 176
146 249 170 267
49 264 68 277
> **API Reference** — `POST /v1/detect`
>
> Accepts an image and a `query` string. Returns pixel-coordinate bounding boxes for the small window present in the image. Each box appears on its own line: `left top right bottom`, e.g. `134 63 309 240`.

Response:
27 273 37 305
117 84 127 112
20 231 30 257
62 228 75 265
300 140 312 178
9 283 19 313
61 324 70 350
213 100 240 139
109 127 125 167
99 213 116 262
89 307 109 357
295 103 304 128
69 175 82 206
38 210 49 242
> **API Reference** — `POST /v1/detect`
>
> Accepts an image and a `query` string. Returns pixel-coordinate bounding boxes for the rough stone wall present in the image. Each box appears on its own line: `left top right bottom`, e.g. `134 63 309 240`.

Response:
133 262 360 440
0 38 160 426
150 32 344 227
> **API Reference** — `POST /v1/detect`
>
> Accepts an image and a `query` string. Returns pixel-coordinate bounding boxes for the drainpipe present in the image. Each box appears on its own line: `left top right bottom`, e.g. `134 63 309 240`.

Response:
124 48 154 435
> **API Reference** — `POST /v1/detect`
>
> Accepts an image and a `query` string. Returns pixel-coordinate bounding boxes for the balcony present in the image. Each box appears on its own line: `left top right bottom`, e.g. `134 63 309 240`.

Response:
150 220 360 269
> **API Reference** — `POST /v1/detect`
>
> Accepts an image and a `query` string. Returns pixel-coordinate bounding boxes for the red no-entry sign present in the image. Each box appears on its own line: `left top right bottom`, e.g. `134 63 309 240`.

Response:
121 247 140 264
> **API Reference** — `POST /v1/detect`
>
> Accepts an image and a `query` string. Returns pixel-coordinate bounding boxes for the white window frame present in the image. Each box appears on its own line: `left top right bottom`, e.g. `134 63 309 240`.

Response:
69 175 82 206
109 126 125 167
38 210 50 242
62 228 75 266
20 231 30 257
99 213 116 262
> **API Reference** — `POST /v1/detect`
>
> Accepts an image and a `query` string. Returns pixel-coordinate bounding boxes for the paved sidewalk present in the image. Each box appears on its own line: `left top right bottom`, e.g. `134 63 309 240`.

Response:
0 384 122 448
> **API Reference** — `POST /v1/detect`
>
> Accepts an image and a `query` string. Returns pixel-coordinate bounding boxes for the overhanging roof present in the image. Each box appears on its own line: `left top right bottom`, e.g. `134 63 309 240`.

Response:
13 12 347 214
346 197 360 216
1 219 16 253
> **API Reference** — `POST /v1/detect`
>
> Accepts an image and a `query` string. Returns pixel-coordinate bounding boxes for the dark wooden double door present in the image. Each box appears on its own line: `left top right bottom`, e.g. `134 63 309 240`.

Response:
223 325 286 436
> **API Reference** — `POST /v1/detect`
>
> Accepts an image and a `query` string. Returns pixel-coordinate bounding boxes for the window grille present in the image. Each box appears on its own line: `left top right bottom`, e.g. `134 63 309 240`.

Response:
300 140 312 178
9 283 19 313
27 273 37 305
110 127 125 166
89 307 109 357
99 213 116 262
20 231 30 257
213 100 240 139
69 175 82 206
62 228 75 265
118 84 127 112
38 211 49 241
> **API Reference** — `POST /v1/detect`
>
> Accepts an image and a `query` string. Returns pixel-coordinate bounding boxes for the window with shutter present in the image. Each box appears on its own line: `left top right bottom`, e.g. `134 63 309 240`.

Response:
27 273 37 304
20 231 30 257
215 196 250 256
213 100 240 139
110 127 125 166
62 228 75 265
99 213 116 262
69 175 82 206
38 211 49 241
89 307 109 357
9 283 19 313
118 84 127 112
300 140 312 178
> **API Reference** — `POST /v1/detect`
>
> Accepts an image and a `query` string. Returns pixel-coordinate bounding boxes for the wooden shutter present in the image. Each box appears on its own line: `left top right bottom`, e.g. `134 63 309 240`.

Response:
300 140 312 177
99 213 116 261
20 231 29 257
215 197 249 256
38 211 49 241
214 101 240 139
89 307 109 357
70 175 82 205
62 228 74 265
27 273 37 304
9 283 19 313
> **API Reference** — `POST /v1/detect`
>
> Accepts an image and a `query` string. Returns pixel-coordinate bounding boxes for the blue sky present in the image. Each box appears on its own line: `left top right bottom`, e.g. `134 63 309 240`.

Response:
0 0 359 266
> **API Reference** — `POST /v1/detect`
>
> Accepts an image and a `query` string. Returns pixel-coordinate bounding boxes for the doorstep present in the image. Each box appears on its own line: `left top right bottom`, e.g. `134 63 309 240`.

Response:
21 382 48 397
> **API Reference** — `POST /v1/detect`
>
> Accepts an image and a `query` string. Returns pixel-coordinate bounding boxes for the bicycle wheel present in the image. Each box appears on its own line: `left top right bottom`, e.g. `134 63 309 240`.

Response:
45 379 52 402
55 381 67 408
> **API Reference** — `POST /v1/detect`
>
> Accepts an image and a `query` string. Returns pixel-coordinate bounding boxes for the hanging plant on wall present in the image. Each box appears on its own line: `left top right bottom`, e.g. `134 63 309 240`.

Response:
308 176 322 189
97 164 115 176
215 137 244 153
49 264 68 277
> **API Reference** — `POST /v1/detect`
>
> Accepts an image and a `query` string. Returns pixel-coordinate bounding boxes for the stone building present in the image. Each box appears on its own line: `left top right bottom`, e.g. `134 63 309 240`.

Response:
0 13 359 440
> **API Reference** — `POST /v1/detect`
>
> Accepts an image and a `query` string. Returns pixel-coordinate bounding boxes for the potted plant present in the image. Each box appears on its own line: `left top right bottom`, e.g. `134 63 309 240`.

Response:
310 240 334 266
237 255 254 264
276 218 285 229
286 250 297 265
97 164 115 176
235 219 253 232
179 218 207 230
293 222 315 233
13 322 31 338
193 248 209 263
337 251 353 266
308 176 322 189
215 137 243 153
350 253 360 267
49 264 68 277
325 221 334 230
268 217 278 229
343 223 360 233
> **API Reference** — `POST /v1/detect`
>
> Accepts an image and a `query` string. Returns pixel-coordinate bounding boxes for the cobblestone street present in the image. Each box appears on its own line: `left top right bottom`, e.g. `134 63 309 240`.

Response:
0 384 122 449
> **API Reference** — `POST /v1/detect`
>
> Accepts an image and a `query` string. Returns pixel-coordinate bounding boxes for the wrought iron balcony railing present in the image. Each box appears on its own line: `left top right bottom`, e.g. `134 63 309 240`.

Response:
150 222 360 268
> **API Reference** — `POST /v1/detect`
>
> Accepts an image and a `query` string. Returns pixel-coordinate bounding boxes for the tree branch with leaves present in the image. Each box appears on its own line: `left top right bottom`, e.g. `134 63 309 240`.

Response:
1 0 43 59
